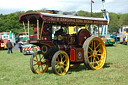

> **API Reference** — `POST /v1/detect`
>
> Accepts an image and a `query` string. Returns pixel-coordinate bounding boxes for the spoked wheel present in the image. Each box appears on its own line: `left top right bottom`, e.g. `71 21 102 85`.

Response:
51 51 69 76
83 37 106 70
30 51 48 74
70 64 80 69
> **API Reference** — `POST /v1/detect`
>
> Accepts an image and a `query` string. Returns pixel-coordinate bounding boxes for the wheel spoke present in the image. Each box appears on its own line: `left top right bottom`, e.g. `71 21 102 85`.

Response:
61 65 64 69
41 64 44 71
36 55 38 61
63 60 66 63
96 56 100 61
90 57 93 65
55 64 59 68
58 67 61 73
40 55 44 60
34 59 37 62
39 54 41 61
95 59 99 65
97 54 102 56
60 69 63 73
60 54 63 57
64 64 68 67
89 47 93 52
35 66 39 71
94 41 96 49
61 56 63 62
55 61 59 65
96 49 101 53
60 54 63 59
42 59 47 63
91 57 93 62
61 55 64 62
88 55 93 58
38 65 40 72
95 43 101 50
64 62 68 66
56 57 59 62
88 51 91 54
61 66 65 72
63 68 66 73
33 63 38 66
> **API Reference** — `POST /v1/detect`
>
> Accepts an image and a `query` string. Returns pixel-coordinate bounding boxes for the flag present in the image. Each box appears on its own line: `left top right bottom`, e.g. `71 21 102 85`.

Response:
102 0 105 2
91 0 94 3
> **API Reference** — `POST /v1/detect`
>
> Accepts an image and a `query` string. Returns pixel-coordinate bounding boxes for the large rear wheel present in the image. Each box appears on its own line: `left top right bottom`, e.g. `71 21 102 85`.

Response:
83 37 106 70
30 51 48 74
51 51 69 76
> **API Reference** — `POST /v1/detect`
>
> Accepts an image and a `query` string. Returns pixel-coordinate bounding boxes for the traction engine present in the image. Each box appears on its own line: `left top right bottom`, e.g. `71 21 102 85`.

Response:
19 12 107 76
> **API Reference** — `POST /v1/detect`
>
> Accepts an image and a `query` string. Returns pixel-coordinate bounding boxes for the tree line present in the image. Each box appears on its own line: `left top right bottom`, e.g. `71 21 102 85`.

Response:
0 10 128 36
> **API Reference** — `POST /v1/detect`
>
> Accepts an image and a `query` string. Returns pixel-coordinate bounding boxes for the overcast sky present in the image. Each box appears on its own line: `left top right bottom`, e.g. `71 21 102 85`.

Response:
0 0 128 14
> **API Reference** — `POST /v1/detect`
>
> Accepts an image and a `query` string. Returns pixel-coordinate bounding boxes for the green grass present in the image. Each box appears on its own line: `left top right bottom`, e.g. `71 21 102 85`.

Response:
0 44 128 85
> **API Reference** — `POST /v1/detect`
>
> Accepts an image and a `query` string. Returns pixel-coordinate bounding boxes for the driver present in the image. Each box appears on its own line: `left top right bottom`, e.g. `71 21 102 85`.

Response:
42 24 52 34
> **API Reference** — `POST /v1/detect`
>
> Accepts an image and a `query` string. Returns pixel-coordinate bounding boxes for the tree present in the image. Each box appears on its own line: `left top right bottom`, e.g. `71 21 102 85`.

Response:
108 13 120 33
119 13 128 26
77 10 91 17
93 12 103 18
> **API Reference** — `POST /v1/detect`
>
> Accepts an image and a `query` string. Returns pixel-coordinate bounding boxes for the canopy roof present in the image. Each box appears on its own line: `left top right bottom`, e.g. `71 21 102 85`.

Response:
19 12 107 25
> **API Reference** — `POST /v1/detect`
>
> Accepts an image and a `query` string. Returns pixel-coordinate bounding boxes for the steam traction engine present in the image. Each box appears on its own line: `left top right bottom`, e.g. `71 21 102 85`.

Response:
19 12 107 75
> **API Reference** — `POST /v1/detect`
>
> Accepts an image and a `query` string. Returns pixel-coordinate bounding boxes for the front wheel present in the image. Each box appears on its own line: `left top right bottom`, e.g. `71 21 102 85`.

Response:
51 51 69 76
30 51 48 74
83 37 107 70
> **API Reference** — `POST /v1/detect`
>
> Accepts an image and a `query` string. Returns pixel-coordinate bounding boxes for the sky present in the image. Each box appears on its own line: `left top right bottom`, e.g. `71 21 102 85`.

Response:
0 0 128 14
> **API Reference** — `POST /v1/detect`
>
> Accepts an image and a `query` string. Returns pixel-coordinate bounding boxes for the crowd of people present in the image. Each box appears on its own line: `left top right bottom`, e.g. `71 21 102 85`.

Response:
6 39 23 54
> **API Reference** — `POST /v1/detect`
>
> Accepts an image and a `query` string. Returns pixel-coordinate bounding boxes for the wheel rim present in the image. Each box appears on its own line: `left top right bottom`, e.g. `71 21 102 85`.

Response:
54 51 69 75
87 38 106 69
30 52 48 74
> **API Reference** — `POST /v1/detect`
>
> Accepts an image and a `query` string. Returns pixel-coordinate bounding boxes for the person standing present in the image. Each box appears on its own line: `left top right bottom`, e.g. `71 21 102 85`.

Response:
18 40 23 53
6 39 13 54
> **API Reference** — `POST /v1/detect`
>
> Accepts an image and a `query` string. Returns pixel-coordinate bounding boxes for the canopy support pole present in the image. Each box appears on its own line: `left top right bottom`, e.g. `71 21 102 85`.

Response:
28 20 30 40
37 19 39 40
23 21 27 35
76 24 78 33
40 21 45 39
98 25 100 37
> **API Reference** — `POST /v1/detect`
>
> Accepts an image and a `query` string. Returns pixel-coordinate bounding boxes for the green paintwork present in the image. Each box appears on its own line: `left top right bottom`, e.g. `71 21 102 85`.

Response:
105 38 115 45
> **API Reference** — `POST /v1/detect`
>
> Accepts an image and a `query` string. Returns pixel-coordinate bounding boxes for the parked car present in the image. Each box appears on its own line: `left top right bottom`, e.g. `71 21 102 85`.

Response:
100 36 115 45
118 25 128 44
110 33 120 41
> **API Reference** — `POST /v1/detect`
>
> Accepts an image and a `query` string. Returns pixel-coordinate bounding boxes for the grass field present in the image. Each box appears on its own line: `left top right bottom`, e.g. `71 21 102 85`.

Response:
0 44 128 85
